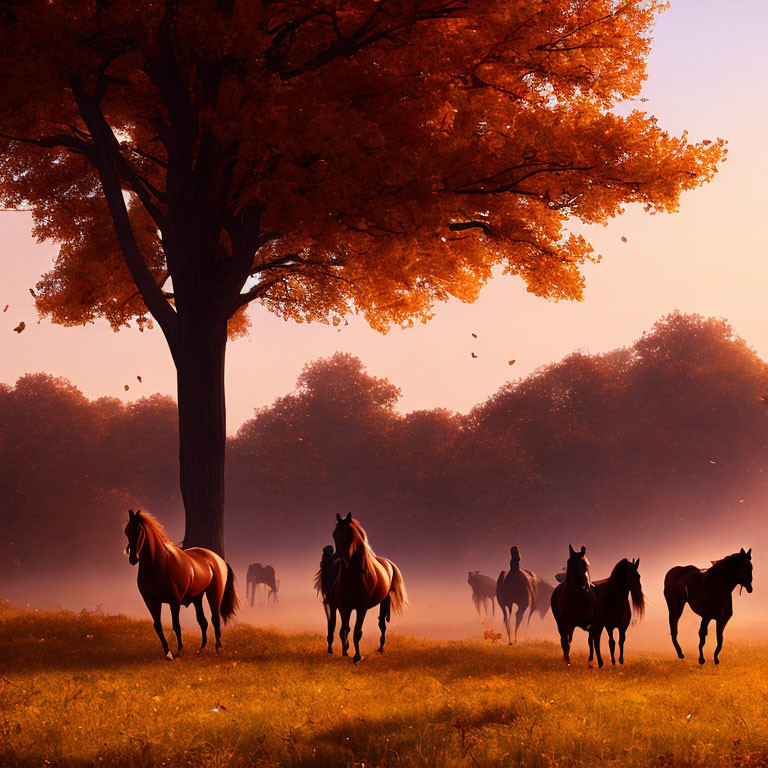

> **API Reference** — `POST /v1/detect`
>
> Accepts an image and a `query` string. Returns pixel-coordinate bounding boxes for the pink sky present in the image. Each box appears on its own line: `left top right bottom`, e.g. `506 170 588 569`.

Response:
1 0 767 434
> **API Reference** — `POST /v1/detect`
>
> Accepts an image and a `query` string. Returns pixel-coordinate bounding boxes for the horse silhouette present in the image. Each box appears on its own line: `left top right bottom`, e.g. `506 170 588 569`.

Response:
314 544 342 650
123 509 239 659
329 513 408 663
246 563 279 605
467 572 496 616
590 558 644 665
551 545 603 666
664 548 753 665
496 546 554 644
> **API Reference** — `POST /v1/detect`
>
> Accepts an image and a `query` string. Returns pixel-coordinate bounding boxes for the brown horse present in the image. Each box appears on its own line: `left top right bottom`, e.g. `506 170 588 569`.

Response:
246 563 279 605
551 545 604 666
467 572 497 616
124 509 239 659
314 544 342 651
330 513 408 663
589 558 644 665
664 548 753 665
496 546 554 644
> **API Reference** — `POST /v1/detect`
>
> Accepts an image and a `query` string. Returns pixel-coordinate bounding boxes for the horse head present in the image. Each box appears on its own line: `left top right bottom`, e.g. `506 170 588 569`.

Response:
124 509 145 565
467 571 480 585
565 544 591 590
333 512 356 566
509 546 521 569
737 547 753 593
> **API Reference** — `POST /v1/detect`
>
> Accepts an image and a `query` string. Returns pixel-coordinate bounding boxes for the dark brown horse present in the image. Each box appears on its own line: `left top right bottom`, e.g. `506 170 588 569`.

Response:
664 548 753 665
467 571 496 617
330 513 408 663
314 544 342 651
589 558 644 665
246 563 279 605
496 546 554 644
124 509 239 659
551 545 604 666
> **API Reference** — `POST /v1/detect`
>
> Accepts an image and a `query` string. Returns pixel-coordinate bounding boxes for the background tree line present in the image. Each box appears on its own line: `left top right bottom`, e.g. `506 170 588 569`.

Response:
2 311 766 577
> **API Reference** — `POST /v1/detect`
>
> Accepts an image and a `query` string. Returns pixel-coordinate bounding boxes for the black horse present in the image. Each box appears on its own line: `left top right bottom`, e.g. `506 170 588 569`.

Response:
664 548 752 665
314 545 341 652
551 545 603 666
590 558 644 665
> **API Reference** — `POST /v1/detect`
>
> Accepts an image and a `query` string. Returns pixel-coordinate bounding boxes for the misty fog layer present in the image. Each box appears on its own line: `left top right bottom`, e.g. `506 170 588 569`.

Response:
1 311 767 649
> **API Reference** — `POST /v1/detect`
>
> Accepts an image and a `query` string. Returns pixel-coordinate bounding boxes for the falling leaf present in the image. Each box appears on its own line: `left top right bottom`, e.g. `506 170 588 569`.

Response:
12 321 25 333
297 437 303 441
2 304 7 312
621 236 628 243
471 352 477 358
136 375 142 383
709 460 716 464
124 385 130 391
739 499 745 504
471 332 477 338
759 396 768 402
508 359 516 366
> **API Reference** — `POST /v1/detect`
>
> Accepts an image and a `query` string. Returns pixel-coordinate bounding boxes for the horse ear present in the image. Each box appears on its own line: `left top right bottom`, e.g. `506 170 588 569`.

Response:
740 547 745 555
569 544 575 556
580 546 586 555
345 512 352 522
635 558 640 569
747 548 752 557
336 514 342 523
128 509 134 519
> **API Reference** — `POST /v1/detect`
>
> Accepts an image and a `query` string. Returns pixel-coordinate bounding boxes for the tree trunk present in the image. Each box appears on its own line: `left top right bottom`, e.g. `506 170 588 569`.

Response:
175 316 228 556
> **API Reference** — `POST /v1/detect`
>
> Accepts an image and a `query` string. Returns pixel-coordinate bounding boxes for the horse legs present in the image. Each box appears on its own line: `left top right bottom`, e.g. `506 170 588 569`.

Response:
618 627 626 664
249 580 254 608
339 608 352 657
591 627 604 668
490 597 495 618
588 634 594 663
206 586 223 651
514 606 525 644
713 616 729 665
665 591 686 659
352 608 368 664
327 606 337 654
193 595 208 650
501 605 512 645
144 596 172 660
169 602 183 656
377 595 390 653
607 627 616 665
557 622 571 664
698 617 711 665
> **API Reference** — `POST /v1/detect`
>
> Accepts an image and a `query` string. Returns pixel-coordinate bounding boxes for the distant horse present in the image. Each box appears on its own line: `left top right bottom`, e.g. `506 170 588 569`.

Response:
246 563 279 606
467 572 497 616
551 545 603 666
330 512 408 663
664 548 753 665
314 544 342 651
496 546 554 644
590 558 645 665
123 509 239 659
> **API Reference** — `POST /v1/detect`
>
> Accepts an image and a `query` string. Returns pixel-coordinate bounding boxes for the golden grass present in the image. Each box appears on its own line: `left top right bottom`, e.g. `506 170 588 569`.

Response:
1 601 768 767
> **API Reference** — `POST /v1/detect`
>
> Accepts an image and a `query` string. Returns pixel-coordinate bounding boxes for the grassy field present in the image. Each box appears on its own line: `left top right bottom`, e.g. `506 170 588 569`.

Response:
1 601 768 767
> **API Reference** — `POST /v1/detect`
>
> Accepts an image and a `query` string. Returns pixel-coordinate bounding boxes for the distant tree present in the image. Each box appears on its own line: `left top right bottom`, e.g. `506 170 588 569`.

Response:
0 1 725 552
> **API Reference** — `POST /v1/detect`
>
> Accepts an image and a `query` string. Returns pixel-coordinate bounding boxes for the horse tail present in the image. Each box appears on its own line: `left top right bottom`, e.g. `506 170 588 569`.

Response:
220 562 240 624
536 579 555 619
388 562 408 616
496 570 505 605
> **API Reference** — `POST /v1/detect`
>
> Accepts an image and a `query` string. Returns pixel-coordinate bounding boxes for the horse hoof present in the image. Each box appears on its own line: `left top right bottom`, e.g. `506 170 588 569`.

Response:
327 648 333 654
714 657 720 665
698 658 705 665
165 651 174 661
377 647 384 653
353 655 362 664
611 659 616 666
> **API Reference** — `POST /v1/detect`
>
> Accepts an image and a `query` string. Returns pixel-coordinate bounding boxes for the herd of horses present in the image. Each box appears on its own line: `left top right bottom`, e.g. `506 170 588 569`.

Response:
122 509 753 666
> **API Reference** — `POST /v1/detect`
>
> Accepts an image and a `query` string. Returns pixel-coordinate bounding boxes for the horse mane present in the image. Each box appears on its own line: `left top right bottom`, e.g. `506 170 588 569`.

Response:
136 511 172 546
608 558 645 621
706 552 744 580
348 518 377 571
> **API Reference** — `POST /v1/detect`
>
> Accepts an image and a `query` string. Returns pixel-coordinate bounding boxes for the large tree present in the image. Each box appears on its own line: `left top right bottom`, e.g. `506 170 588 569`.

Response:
0 0 725 554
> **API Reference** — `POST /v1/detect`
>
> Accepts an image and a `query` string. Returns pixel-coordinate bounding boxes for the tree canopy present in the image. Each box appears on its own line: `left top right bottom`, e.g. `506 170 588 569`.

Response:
0 0 725 334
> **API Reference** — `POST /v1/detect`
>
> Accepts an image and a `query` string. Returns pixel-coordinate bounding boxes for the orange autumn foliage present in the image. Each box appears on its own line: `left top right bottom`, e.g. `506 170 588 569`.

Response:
0 0 724 335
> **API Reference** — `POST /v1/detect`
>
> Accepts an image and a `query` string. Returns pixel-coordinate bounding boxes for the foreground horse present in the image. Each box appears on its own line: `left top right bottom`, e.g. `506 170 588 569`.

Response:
551 545 603 666
246 563 279 605
330 513 408 663
314 544 341 650
467 572 496 617
124 510 239 659
496 546 554 644
590 558 644 665
664 548 753 665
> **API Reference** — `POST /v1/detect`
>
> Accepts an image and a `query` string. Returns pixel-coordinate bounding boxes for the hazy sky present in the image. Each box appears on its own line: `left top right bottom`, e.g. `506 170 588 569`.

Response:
1 0 767 434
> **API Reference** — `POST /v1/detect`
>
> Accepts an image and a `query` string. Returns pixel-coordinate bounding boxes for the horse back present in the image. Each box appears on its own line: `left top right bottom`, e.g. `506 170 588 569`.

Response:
177 547 227 603
664 565 701 597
